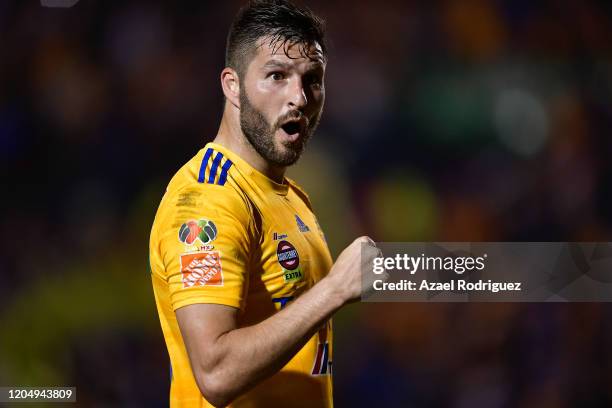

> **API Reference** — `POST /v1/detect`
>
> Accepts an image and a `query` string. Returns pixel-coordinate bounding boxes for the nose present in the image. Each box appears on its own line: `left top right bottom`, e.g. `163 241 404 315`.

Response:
288 77 307 109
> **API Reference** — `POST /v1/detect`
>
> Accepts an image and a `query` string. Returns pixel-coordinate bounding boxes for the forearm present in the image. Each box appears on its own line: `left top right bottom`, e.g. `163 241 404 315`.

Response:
197 275 344 405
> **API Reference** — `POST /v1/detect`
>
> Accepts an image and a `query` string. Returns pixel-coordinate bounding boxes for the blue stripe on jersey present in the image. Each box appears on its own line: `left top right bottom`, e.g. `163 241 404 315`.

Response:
320 343 329 374
198 148 214 183
208 152 224 184
217 159 233 185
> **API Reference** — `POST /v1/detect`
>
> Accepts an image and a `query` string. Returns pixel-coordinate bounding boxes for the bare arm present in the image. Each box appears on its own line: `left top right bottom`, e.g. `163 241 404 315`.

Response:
176 236 381 407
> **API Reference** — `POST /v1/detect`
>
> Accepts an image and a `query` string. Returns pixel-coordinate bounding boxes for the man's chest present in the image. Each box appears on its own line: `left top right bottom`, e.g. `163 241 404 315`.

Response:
250 192 333 300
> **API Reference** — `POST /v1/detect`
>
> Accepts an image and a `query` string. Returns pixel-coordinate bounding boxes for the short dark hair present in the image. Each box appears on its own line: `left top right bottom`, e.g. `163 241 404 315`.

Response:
225 0 327 78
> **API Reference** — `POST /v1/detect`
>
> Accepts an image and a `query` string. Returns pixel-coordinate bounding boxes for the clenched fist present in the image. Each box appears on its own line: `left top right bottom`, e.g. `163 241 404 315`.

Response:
325 236 387 304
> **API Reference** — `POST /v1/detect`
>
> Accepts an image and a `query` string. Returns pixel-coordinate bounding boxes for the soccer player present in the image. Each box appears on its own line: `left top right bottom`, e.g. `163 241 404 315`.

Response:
149 1 380 406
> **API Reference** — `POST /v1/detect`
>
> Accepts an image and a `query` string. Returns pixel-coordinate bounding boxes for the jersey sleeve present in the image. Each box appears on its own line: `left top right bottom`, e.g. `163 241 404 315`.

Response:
153 184 255 311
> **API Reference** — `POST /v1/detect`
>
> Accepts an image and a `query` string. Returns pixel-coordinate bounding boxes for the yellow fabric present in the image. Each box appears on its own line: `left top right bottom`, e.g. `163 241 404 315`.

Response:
150 142 334 407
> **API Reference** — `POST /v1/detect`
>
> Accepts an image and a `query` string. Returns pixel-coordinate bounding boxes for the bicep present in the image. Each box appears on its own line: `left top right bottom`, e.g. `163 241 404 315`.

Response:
176 303 241 403
176 303 239 372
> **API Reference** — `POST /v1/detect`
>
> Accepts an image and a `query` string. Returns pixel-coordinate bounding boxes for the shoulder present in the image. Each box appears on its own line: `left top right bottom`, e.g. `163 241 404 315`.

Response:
153 159 256 242
164 181 253 226
164 148 251 216
167 146 236 191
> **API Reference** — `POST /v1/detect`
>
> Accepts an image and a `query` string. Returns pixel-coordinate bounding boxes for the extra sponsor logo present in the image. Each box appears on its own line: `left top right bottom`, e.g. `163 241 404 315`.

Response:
178 219 217 246
180 251 223 288
284 269 303 283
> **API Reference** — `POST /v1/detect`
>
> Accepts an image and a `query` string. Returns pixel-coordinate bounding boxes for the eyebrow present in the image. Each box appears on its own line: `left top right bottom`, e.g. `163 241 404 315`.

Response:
262 60 292 70
262 60 325 71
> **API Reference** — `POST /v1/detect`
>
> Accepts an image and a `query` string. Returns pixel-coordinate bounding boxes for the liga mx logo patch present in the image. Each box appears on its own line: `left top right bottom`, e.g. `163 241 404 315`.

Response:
181 251 223 288
178 219 217 245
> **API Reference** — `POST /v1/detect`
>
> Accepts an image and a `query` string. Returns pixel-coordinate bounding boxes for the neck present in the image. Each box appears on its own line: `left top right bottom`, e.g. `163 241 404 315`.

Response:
213 102 286 184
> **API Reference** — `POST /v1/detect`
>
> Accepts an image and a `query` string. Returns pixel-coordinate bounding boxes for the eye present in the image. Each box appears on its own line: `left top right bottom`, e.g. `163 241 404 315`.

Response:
305 75 323 89
269 72 285 81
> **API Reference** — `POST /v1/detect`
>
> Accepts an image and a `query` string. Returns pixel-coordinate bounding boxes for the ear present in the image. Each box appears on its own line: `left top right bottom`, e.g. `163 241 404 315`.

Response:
221 67 240 109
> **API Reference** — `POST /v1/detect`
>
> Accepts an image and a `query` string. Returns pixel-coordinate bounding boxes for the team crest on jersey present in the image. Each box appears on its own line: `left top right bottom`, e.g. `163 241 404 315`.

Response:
180 251 223 288
178 219 217 247
276 240 303 282
295 215 310 232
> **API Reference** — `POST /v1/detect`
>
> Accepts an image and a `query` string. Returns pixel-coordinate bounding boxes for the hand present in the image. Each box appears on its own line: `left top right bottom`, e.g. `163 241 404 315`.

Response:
325 236 386 304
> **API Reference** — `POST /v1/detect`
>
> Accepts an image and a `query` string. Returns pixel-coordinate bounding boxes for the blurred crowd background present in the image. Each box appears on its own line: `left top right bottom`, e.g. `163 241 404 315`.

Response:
1 0 612 406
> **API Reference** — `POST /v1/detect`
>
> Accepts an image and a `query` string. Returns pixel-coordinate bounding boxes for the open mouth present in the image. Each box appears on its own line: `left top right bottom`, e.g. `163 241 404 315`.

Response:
280 120 302 136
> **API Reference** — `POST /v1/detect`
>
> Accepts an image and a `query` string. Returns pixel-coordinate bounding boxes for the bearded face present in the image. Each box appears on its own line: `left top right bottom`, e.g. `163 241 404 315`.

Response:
239 88 321 167
236 39 325 168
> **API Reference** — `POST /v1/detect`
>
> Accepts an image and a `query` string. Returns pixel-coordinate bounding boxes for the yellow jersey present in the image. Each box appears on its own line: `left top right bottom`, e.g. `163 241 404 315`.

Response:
150 142 334 407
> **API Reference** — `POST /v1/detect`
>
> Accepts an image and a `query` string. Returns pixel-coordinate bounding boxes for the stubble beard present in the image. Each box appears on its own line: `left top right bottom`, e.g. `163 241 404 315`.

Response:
239 90 320 167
